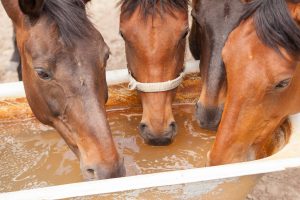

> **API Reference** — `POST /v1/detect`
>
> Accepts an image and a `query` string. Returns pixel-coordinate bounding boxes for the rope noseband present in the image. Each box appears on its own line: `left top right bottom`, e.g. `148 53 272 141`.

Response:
128 71 185 93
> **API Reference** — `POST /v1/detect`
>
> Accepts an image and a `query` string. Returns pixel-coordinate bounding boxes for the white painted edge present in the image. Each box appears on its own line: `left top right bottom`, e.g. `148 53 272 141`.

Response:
0 81 25 99
0 157 299 200
1 59 300 199
0 60 200 100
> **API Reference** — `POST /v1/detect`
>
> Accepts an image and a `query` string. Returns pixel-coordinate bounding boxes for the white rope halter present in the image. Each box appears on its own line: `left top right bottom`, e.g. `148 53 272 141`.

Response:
128 70 185 93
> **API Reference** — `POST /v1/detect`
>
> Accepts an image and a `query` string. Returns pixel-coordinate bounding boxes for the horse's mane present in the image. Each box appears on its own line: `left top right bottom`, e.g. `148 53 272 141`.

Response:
119 0 189 19
43 0 94 47
240 0 300 54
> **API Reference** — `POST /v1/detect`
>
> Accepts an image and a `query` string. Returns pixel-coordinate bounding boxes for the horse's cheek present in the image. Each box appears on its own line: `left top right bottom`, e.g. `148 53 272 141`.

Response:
44 86 67 118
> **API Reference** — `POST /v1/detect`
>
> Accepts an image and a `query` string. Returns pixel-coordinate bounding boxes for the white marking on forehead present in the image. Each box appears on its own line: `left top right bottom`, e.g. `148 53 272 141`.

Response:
248 53 253 60
80 76 85 86
75 57 83 67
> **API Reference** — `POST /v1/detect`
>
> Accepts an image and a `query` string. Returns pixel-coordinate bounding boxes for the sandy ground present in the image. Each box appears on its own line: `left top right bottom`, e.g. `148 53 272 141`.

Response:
0 4 18 83
0 1 300 199
247 168 300 200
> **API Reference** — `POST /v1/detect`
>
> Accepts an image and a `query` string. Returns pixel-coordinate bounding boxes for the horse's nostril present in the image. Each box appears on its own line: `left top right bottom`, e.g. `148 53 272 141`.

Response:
195 102 199 109
169 121 176 128
139 123 148 132
169 121 177 132
86 168 95 177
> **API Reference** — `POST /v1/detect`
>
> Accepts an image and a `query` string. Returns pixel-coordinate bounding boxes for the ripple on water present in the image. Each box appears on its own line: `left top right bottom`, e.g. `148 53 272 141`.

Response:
0 104 216 193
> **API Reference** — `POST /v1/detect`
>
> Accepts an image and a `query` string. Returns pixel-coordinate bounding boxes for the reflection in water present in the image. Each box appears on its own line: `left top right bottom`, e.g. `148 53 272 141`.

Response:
112 105 215 176
0 104 216 193
0 120 81 192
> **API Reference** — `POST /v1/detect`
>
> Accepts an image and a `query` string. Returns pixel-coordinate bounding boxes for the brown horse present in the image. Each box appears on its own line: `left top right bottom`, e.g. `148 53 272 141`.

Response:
209 0 300 165
119 0 189 146
189 0 245 130
1 0 125 180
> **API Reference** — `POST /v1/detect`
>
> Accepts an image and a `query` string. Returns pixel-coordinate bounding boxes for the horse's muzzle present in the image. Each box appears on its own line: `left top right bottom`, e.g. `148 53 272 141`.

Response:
139 121 177 146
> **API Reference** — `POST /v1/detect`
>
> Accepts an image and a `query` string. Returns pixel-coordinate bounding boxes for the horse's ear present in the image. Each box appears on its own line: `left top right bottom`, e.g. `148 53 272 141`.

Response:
18 0 45 18
1 0 22 24
292 4 300 25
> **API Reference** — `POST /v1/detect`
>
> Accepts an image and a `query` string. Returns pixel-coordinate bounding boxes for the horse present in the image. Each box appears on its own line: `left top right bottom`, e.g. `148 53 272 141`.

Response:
208 0 300 165
1 0 125 180
119 0 189 146
189 0 245 130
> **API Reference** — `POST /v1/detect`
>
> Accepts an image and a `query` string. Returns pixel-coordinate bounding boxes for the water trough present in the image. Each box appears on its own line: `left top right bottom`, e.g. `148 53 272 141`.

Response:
0 60 300 200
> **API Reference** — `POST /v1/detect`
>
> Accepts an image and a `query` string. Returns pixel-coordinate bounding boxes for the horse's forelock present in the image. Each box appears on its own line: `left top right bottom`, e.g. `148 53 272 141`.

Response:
119 0 189 19
43 0 94 47
240 0 300 55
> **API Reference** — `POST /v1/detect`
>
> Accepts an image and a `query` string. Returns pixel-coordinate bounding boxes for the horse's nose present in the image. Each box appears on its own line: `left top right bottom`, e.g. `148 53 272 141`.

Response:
195 102 222 131
81 158 126 180
139 121 177 146
139 122 148 134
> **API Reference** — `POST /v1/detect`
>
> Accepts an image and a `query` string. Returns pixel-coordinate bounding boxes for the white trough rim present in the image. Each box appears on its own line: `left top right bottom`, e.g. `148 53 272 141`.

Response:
0 60 200 99
0 60 300 199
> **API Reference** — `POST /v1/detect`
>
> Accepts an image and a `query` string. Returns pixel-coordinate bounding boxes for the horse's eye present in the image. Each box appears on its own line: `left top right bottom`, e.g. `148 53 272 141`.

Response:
35 68 52 80
105 52 110 61
275 78 291 90
119 31 125 39
182 30 189 39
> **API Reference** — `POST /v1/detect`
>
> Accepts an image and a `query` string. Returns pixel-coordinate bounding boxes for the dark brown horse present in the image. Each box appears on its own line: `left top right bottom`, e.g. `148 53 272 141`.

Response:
189 0 245 130
209 0 300 165
1 0 125 180
119 0 189 146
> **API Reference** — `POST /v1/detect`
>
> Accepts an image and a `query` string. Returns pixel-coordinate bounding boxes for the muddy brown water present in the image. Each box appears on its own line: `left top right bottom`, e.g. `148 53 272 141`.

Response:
0 104 218 193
